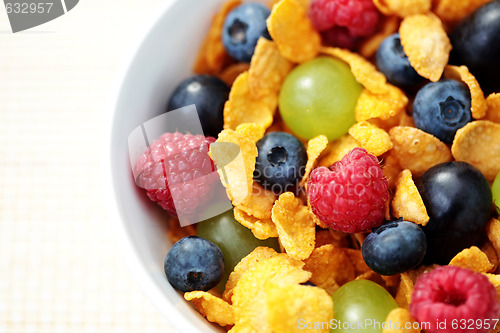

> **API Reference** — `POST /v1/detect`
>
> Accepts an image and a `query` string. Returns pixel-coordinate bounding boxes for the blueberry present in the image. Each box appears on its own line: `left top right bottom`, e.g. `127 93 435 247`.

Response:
375 33 424 87
450 0 500 94
167 75 230 137
301 281 317 287
362 220 427 276
254 132 307 194
164 236 224 292
412 79 472 144
416 162 492 265
222 3 271 63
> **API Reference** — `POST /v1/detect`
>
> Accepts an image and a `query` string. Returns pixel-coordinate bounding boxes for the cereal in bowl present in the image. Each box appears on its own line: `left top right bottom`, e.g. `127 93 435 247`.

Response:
129 0 500 331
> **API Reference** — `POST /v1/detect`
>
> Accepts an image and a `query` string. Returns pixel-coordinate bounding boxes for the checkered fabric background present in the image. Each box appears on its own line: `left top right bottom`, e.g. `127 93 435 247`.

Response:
0 1 180 332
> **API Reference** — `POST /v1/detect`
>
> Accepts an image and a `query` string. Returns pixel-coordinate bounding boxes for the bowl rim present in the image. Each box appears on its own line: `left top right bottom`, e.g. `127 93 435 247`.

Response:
102 0 213 332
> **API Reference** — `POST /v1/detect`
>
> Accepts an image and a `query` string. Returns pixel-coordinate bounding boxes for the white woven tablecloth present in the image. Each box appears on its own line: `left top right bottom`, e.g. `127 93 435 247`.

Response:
0 1 179 332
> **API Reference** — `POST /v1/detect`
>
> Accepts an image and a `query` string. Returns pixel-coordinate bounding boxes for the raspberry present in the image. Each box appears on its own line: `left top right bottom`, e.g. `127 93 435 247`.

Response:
410 266 499 333
134 132 216 217
307 148 388 233
320 26 360 50
309 0 380 48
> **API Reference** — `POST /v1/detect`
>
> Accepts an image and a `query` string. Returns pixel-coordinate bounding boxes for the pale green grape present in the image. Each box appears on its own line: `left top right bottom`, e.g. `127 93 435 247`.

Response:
331 279 398 333
279 56 362 141
197 209 280 290
493 171 500 214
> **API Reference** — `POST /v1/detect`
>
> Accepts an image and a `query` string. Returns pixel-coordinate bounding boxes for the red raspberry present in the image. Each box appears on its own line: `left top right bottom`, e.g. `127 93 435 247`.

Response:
309 0 380 48
307 148 388 233
320 26 359 50
410 266 499 333
134 132 216 217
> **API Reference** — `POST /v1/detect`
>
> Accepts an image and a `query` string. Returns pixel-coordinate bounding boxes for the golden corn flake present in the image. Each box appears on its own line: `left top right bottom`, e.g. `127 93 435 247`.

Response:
315 229 350 248
360 16 400 59
268 0 281 8
483 273 500 304
234 207 278 240
193 0 241 75
451 120 500 181
355 86 408 122
368 113 403 133
352 233 367 249
399 111 416 128
238 182 276 220
355 270 386 286
399 13 451 82
223 246 279 303
210 127 259 205
389 126 452 177
382 274 401 288
481 241 499 272
449 246 494 273
307 200 330 229
299 135 329 187
267 0 321 63
266 282 333 333
319 134 360 167
486 92 500 124
486 218 500 258
303 244 356 295
444 65 487 119
167 217 196 243
348 121 393 156
406 265 439 284
271 192 316 260
269 0 311 10
382 308 421 333
434 0 492 26
218 63 251 86
231 254 311 331
373 0 430 17
395 273 414 309
344 248 372 275
184 291 235 327
385 197 392 221
321 47 388 94
224 71 278 131
235 122 265 143
392 169 429 226
382 152 403 189
249 37 294 98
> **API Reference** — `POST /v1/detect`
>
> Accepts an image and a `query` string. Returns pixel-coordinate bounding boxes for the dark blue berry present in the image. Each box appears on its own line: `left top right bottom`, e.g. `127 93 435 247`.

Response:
254 132 307 194
301 281 317 287
412 79 472 144
362 220 427 276
164 236 224 292
416 162 492 265
450 0 500 94
167 75 230 137
375 33 424 87
222 3 271 63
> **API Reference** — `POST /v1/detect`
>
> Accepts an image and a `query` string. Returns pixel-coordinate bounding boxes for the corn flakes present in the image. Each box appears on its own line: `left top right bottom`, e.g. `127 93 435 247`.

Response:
451 120 500 181
399 13 451 82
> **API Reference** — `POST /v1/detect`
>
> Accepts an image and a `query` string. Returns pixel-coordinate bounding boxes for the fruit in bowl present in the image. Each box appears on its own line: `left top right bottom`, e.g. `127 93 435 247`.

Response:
109 0 500 332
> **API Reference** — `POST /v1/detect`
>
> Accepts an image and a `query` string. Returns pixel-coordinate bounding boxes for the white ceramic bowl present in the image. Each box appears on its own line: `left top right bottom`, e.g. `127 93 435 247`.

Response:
105 0 267 331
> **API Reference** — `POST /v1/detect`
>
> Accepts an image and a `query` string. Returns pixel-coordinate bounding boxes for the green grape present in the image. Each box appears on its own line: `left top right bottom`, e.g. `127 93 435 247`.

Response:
196 209 280 291
279 56 362 141
331 280 398 333
493 171 500 214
